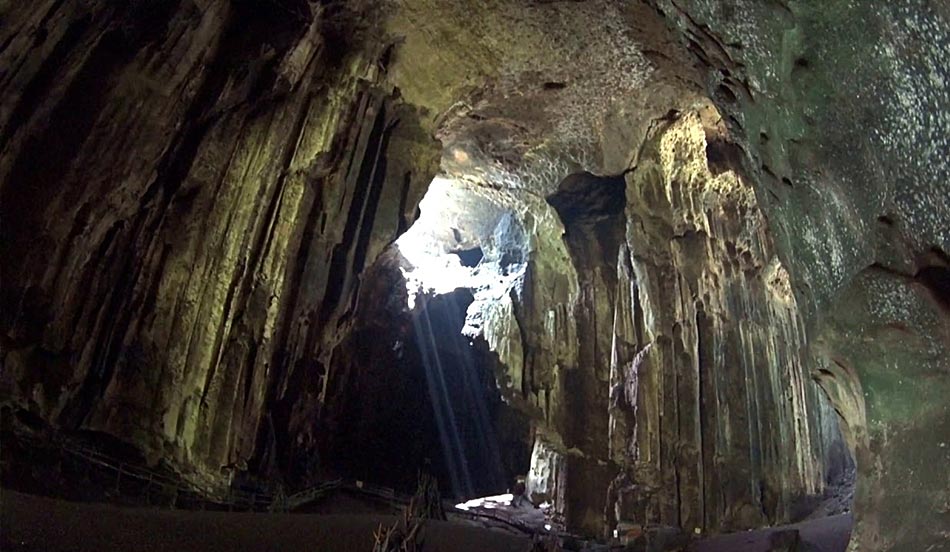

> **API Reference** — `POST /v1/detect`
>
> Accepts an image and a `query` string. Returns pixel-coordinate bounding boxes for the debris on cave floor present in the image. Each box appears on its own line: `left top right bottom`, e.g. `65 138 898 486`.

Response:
410 472 446 521
373 497 426 552
454 492 553 533
2 490 533 552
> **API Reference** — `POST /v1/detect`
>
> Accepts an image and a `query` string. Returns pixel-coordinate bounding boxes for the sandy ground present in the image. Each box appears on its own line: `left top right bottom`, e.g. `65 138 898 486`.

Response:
1 490 532 552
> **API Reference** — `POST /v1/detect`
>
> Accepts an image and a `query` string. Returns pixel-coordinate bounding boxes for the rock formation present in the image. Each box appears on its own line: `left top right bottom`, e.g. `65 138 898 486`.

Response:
1 1 947 550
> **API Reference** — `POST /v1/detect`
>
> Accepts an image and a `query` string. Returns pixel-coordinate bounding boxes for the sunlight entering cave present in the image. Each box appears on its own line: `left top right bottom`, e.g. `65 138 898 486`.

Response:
5 0 945 547
396 177 475 307
390 175 534 499
395 176 527 334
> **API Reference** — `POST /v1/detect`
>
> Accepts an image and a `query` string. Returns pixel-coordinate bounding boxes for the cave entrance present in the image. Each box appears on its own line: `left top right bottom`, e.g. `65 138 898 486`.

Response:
404 289 518 500
395 176 526 314
367 175 533 500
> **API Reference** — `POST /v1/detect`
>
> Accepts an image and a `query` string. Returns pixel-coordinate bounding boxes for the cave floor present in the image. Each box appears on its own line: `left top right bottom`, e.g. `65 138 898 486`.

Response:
690 513 852 552
0 490 530 552
1 489 852 552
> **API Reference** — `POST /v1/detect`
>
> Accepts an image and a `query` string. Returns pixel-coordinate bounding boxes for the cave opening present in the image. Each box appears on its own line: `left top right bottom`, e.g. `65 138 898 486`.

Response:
393 175 535 500
406 289 524 500
322 175 534 502
0 0 946 548
454 246 484 268
394 175 527 313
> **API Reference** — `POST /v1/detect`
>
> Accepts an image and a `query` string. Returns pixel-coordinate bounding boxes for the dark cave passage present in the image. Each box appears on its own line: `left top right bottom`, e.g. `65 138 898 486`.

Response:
453 247 484 268
409 289 528 499
317 284 530 500
318 176 534 501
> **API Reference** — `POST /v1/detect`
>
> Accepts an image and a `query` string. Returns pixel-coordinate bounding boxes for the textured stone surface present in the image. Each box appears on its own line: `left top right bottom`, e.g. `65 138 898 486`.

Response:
0 0 439 487
1 1 947 549
388 109 847 538
618 109 846 534
648 1 950 548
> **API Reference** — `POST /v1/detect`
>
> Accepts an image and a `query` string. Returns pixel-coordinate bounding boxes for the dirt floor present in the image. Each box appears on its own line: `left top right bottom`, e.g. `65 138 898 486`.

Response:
0 490 532 552
689 513 852 552
1 489 853 552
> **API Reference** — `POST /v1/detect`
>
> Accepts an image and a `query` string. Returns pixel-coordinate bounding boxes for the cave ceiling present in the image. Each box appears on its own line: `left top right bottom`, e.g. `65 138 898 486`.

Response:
1 0 948 550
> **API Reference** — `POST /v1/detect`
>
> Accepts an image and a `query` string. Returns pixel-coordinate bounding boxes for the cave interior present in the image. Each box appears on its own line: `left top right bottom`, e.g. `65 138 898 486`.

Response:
1 1 948 551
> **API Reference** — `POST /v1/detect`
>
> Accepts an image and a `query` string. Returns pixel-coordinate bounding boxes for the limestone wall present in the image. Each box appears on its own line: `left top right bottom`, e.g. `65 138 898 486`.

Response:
0 0 439 486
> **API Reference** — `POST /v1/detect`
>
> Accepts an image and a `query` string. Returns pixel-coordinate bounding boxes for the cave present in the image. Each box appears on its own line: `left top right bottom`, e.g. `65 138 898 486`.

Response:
318 175 535 500
1 2 948 552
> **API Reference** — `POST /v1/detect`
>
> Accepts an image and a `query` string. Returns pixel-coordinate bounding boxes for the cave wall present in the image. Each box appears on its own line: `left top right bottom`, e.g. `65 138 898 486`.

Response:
0 0 845 534
616 110 845 534
0 0 439 487
1 1 946 548
496 110 846 538
647 1 950 549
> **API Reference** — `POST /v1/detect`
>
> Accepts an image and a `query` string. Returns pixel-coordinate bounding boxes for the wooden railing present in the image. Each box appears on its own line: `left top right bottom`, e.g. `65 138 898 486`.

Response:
9 431 276 511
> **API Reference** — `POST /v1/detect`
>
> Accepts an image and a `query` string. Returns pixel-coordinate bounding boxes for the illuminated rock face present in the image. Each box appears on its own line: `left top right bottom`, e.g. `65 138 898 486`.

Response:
1 1 947 549
462 111 847 538
648 3 950 548
0 0 440 487
617 111 846 534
